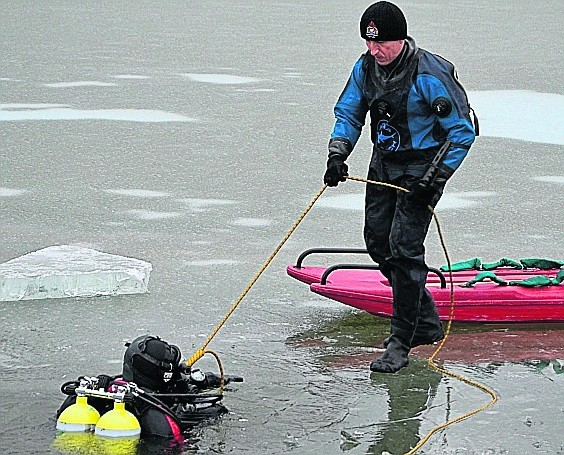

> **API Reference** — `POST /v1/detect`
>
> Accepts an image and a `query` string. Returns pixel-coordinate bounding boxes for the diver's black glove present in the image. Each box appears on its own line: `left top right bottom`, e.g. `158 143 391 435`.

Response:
323 138 351 187
203 372 244 388
409 166 454 206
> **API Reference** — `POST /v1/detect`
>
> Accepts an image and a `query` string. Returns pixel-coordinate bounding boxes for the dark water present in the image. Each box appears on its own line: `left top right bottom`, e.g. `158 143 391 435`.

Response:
1 1 563 454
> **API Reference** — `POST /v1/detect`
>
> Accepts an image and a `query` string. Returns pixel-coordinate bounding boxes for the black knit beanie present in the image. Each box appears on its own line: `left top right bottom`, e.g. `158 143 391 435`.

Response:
360 1 407 41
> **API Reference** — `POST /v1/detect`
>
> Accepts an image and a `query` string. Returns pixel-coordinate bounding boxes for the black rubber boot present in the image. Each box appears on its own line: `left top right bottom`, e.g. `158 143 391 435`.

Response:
414 288 443 343
370 336 410 373
382 327 444 349
383 288 444 348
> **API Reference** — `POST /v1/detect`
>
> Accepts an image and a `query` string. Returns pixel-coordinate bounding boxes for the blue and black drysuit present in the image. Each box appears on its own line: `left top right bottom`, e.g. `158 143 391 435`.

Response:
329 37 476 349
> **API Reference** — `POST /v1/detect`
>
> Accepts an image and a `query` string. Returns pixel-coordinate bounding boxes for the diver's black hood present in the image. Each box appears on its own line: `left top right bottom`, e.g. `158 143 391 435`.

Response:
122 335 182 391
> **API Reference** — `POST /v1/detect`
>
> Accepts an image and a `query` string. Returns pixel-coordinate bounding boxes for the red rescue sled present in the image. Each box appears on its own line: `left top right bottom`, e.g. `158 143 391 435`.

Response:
287 248 564 323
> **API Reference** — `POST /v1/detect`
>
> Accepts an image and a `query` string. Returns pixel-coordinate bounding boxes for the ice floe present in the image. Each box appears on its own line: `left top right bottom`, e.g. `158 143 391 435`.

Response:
0 245 152 302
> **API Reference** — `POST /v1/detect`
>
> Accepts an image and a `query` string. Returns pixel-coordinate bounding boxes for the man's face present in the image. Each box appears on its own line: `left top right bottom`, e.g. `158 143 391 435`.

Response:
365 39 404 66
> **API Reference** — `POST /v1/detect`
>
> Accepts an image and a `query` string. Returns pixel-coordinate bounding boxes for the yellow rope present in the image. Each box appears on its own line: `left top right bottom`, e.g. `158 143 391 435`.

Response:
184 174 498 454
202 349 226 392
347 175 498 455
184 183 329 368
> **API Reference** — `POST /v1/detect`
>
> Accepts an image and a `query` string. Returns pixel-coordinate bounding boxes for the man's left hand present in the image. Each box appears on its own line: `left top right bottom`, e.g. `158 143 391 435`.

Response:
408 181 438 206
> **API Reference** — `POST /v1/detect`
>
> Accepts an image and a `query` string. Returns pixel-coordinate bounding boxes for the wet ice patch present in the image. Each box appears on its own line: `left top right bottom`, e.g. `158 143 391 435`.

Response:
0 188 27 197
105 189 172 198
125 209 183 220
318 192 495 211
0 245 152 302
45 81 117 87
232 218 272 227
468 90 564 145
181 73 260 84
0 106 195 122
533 176 564 185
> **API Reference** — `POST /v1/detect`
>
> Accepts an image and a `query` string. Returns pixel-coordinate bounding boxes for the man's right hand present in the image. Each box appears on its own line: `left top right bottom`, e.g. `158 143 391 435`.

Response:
324 138 352 186
324 155 349 186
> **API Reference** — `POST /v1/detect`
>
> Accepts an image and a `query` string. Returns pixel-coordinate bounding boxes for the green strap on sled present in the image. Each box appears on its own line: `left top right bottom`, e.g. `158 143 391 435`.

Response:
442 257 564 272
462 269 564 288
440 258 482 272
519 258 564 269
461 271 508 287
482 258 522 270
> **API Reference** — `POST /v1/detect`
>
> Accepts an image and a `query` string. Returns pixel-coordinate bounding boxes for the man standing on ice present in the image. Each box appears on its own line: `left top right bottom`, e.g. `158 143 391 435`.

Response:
323 1 477 373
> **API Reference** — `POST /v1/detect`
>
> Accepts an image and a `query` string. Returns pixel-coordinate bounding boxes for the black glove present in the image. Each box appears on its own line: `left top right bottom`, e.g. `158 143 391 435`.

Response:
204 372 244 388
189 369 244 389
408 182 438 206
409 166 454 206
323 138 351 187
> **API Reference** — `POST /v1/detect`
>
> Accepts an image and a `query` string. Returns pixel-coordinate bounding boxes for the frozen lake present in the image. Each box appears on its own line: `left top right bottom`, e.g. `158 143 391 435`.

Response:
0 0 562 454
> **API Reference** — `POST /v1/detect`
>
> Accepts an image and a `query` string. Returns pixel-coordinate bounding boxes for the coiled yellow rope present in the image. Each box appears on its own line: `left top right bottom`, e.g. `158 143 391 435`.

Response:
184 175 498 454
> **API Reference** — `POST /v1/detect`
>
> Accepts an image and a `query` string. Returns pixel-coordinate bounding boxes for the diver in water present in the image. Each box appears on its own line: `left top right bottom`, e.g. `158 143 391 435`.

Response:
56 335 243 439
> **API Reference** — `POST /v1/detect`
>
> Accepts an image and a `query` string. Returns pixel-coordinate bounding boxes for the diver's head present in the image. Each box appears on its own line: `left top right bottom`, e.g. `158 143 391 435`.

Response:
122 335 182 391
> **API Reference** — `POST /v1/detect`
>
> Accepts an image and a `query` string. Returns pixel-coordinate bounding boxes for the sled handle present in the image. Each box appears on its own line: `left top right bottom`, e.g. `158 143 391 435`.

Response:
319 263 447 288
294 248 371 268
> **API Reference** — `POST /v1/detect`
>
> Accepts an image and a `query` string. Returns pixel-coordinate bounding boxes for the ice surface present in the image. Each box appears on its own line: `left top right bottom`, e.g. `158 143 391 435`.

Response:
468 90 564 145
104 189 172 198
232 218 272 227
533 176 564 185
0 104 195 122
0 245 152 302
180 73 260 84
125 209 183 220
0 188 27 197
111 74 150 79
44 81 117 87
316 192 496 211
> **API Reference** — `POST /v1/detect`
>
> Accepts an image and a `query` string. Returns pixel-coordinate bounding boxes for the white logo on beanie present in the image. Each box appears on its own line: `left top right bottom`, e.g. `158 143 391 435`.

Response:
366 21 379 39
